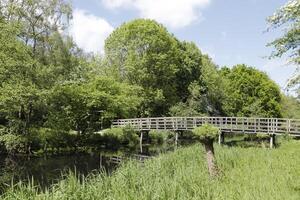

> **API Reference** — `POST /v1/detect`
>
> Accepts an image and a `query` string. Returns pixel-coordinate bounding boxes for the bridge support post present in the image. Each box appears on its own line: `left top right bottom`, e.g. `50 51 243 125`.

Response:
218 132 225 145
140 132 143 153
175 131 178 146
270 134 276 149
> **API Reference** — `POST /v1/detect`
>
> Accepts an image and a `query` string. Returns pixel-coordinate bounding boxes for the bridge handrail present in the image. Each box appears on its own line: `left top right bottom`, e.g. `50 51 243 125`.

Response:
112 117 300 136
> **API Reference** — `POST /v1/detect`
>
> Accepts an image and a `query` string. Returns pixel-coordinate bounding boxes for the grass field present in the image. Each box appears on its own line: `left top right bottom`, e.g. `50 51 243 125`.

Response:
2 139 300 200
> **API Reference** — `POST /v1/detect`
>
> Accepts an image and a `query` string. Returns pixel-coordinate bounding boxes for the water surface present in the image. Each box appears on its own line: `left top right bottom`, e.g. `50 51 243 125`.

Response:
0 143 178 191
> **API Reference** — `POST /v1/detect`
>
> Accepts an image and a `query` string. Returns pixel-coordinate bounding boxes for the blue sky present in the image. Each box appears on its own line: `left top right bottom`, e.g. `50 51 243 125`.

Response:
70 0 296 91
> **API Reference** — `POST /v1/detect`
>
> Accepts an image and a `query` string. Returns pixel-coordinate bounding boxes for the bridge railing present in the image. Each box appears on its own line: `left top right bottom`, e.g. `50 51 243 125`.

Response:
112 117 300 136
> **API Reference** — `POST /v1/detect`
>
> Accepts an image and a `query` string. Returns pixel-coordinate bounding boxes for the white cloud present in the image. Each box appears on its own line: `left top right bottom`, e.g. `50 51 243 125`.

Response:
102 0 211 28
70 9 114 54
102 0 133 8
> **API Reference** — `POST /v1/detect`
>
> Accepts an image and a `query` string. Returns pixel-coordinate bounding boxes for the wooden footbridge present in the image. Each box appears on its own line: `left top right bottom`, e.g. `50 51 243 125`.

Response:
113 117 300 148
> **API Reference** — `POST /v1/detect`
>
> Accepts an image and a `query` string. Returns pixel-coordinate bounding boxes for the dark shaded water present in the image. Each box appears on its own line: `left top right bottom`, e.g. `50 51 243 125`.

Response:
0 144 178 191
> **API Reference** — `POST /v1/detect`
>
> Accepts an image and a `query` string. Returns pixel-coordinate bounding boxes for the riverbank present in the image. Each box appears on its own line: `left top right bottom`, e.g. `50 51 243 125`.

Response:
2 139 299 199
0 142 176 192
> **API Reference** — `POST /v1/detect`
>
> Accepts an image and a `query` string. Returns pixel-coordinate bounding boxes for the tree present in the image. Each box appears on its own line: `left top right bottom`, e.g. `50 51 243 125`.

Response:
192 124 220 177
175 42 204 102
0 0 72 56
36 31 88 87
0 19 44 135
281 95 300 119
170 51 225 117
267 0 299 89
104 19 181 116
0 5 87 138
221 64 282 118
46 77 142 134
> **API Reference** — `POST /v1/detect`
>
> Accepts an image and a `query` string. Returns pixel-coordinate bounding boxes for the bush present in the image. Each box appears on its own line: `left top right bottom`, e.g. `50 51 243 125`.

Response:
122 126 139 147
102 126 139 147
149 130 170 144
180 130 194 139
0 134 29 154
102 128 124 146
31 128 75 152
244 133 270 141
192 124 220 141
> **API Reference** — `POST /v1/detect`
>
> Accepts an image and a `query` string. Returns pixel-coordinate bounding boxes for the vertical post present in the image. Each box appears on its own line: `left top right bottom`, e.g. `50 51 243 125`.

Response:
270 134 276 149
140 131 143 153
99 154 102 168
175 131 178 146
218 132 225 145
148 118 151 130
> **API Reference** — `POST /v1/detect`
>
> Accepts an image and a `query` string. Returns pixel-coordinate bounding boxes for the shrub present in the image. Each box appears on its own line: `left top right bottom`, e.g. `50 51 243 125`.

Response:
192 124 220 176
122 126 139 147
102 128 124 146
149 130 170 144
180 130 194 139
244 133 270 141
192 124 220 142
102 126 139 147
34 128 72 151
0 134 29 154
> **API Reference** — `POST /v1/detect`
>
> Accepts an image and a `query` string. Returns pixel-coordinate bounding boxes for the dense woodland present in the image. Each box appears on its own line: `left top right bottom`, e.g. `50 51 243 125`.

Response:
0 0 299 154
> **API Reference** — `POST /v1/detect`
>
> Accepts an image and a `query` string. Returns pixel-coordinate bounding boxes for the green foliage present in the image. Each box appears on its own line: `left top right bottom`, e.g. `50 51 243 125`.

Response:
169 102 201 117
175 42 204 102
267 0 300 62
221 64 282 117
0 19 44 135
170 51 225 116
267 0 299 88
85 77 142 120
122 126 140 147
0 134 29 154
244 133 270 142
149 130 171 144
105 19 181 116
3 141 300 199
192 124 220 141
1 0 72 56
46 77 142 135
102 126 139 147
102 128 124 142
281 95 300 118
0 0 295 157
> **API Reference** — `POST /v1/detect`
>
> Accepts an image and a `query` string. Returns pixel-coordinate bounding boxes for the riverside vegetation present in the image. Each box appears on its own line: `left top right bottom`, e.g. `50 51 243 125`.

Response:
0 0 299 199
0 0 299 156
1 139 299 200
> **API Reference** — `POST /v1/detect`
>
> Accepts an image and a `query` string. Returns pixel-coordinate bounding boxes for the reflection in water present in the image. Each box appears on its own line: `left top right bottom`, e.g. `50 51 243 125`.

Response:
0 153 117 191
0 143 181 192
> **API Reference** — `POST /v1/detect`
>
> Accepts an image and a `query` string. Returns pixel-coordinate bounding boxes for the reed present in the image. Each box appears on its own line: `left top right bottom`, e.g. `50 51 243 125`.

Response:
2 140 300 200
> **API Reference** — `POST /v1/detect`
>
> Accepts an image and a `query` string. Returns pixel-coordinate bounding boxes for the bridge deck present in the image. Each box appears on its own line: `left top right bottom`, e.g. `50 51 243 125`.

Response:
112 117 300 136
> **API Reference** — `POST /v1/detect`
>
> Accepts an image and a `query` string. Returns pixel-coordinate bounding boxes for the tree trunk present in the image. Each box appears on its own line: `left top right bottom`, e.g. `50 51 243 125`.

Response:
203 139 218 177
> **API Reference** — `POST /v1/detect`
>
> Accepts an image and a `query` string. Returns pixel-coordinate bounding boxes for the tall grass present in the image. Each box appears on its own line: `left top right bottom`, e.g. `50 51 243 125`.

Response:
2 140 300 200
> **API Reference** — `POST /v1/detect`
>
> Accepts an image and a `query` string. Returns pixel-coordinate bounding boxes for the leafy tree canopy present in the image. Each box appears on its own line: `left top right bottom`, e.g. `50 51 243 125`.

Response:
221 64 282 117
104 19 181 116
